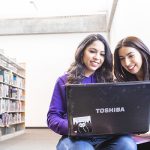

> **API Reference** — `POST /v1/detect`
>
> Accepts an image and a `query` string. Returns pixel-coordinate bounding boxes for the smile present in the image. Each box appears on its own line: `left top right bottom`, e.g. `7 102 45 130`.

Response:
127 65 135 71
91 61 99 65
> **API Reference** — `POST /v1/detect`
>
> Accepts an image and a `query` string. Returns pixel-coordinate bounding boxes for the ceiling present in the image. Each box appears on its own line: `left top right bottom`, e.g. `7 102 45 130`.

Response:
0 0 117 35
0 0 114 19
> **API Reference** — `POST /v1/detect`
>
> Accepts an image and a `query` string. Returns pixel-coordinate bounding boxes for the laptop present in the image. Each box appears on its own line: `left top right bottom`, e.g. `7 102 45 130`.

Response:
66 81 150 136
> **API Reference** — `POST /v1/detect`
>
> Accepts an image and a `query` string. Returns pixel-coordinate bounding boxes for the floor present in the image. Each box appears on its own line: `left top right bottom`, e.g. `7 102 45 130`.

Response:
0 129 149 150
0 128 61 150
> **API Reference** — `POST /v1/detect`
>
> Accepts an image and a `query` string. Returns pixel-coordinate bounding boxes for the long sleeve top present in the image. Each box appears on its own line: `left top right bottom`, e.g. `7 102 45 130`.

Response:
47 73 96 135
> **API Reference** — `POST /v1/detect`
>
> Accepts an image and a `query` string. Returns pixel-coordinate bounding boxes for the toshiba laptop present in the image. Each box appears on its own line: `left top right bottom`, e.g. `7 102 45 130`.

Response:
66 81 150 136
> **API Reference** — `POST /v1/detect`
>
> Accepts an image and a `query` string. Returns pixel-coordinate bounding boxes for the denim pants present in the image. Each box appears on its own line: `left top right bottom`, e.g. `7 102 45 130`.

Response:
56 135 137 150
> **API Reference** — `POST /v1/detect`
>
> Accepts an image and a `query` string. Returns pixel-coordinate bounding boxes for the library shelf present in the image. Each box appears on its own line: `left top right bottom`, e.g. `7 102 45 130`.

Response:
0 53 25 141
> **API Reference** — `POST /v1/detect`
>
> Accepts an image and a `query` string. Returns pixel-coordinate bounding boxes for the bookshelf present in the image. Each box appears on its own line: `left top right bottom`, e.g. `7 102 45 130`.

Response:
0 53 25 141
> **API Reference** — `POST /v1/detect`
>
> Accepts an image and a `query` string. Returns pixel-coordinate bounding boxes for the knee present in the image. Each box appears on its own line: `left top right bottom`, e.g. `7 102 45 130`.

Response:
57 137 72 150
57 138 94 150
118 136 137 150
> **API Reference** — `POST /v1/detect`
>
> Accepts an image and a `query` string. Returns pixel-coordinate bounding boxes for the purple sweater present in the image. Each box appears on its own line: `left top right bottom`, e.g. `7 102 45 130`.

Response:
47 73 96 135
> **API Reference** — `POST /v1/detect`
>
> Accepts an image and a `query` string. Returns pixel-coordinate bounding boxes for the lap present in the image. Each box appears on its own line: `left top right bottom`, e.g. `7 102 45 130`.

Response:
56 135 137 150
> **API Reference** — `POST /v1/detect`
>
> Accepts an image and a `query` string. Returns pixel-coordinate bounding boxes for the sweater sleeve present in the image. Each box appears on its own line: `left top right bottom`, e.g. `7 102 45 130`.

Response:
47 75 68 135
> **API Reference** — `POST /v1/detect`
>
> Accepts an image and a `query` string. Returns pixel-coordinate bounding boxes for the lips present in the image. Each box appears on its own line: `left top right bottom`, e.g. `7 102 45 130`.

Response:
127 64 136 72
90 61 100 67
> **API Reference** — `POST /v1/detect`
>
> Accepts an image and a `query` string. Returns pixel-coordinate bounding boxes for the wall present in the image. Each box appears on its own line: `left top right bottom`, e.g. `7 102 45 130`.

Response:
0 32 107 126
110 0 150 52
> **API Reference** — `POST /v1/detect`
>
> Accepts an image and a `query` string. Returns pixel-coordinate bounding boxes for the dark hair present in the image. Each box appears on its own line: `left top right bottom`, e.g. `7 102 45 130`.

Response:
67 34 113 84
114 36 150 81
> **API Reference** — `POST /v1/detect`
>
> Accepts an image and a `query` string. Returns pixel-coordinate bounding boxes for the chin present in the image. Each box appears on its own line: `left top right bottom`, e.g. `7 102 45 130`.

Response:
130 71 138 75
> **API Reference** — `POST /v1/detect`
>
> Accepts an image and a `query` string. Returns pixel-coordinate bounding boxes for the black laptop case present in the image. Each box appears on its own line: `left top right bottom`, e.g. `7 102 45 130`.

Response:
66 81 150 136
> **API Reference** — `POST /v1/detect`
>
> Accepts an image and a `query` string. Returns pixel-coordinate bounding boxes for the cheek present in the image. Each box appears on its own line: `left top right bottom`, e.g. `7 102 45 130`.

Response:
120 61 126 68
138 58 143 67
101 57 105 63
120 61 124 66
136 55 143 66
83 56 88 64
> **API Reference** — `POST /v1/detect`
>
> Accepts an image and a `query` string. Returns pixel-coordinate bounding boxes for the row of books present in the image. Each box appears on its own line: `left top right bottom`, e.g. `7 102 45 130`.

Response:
0 112 25 126
0 99 25 114
0 123 25 135
0 69 25 88
0 84 25 100
0 57 18 73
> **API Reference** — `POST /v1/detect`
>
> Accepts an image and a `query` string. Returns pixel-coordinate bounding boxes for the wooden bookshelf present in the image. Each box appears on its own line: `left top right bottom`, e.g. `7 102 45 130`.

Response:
0 53 25 141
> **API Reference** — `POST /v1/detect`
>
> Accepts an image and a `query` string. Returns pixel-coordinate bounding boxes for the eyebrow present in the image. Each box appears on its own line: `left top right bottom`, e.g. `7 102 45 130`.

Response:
119 52 134 58
89 48 105 53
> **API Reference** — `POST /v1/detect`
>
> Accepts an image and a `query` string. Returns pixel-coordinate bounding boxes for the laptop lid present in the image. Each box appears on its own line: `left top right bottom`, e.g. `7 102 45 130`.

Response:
66 81 150 136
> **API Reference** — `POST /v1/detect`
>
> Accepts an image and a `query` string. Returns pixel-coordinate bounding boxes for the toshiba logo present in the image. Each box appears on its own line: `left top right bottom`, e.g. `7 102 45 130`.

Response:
96 107 125 113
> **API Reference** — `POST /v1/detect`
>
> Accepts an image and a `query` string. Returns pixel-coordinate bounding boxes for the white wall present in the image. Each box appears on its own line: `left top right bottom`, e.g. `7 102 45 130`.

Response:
0 32 107 126
110 0 150 52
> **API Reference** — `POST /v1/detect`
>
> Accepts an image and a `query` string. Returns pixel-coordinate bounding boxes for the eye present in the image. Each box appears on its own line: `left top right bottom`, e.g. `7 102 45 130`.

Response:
128 54 134 58
100 53 105 56
89 49 96 53
119 57 125 61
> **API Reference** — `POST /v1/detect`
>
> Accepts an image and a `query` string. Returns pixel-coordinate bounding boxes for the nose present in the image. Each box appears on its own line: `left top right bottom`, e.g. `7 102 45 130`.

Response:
124 58 130 66
94 53 100 60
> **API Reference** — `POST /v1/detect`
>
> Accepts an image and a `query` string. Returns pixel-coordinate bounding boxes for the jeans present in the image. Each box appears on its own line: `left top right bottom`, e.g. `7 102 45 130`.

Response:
56 135 137 150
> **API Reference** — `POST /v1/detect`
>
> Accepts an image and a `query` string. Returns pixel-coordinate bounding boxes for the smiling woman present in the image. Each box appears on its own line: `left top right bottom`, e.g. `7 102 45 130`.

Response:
113 36 150 149
114 36 150 81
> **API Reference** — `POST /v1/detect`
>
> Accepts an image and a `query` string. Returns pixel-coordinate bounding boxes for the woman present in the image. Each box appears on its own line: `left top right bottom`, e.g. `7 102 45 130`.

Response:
113 36 150 149
47 34 137 150
114 36 150 81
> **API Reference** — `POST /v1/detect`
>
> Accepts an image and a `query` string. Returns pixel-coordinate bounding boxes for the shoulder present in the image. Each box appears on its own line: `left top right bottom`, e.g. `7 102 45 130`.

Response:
56 73 68 85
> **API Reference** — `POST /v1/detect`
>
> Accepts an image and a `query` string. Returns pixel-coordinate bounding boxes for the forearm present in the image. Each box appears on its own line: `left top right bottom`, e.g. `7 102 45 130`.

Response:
47 111 68 135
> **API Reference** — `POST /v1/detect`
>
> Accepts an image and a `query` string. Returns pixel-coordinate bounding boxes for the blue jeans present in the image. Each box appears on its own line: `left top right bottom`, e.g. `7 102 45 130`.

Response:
56 135 137 150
